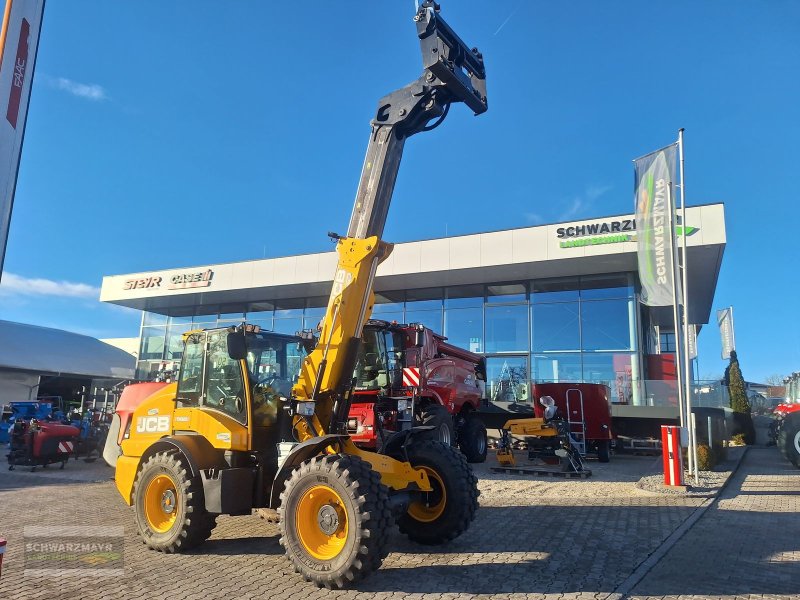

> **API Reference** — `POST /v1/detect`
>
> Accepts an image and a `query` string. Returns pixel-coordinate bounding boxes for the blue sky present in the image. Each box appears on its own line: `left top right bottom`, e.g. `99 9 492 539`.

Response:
1 1 798 383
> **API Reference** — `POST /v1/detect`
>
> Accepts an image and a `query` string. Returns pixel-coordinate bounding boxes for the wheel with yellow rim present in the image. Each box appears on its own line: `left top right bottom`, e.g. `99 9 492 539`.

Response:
133 451 216 552
279 454 392 588
398 439 479 545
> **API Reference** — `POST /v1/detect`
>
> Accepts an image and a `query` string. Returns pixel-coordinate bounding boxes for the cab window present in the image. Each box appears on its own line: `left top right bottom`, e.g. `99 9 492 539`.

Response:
177 333 204 407
204 330 247 424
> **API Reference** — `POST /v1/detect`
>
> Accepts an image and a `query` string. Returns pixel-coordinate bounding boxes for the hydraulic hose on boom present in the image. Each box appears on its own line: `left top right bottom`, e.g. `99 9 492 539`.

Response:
291 1 488 440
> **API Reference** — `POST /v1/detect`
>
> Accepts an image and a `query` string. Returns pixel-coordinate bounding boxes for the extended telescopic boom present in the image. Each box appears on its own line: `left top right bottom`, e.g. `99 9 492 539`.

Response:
291 1 488 436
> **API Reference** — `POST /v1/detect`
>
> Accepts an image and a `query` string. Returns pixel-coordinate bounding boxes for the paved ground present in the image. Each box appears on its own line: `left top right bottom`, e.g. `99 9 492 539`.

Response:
0 445 795 600
627 447 800 600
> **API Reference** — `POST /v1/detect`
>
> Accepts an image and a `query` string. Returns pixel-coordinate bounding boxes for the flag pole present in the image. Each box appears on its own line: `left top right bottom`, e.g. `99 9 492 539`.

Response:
678 128 698 484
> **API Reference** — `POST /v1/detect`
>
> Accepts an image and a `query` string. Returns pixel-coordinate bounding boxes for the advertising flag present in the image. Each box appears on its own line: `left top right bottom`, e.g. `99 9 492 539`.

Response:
634 144 679 306
686 323 697 360
0 0 45 279
717 307 735 360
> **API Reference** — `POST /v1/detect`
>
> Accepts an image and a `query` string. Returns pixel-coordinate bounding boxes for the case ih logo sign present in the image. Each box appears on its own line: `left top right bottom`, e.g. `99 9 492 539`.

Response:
123 269 214 291
168 269 213 290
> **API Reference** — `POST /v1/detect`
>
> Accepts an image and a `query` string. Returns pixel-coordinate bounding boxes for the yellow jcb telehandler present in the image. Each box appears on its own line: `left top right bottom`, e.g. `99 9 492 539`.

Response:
104 2 488 588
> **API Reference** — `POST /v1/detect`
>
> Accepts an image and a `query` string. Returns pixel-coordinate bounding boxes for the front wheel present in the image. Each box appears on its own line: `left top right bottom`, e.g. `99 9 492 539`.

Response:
279 454 392 589
458 414 488 463
418 404 455 446
132 451 216 552
398 440 479 545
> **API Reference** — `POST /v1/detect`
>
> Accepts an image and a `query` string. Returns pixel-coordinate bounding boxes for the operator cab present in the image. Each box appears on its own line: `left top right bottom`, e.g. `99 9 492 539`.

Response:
354 322 405 391
176 326 306 429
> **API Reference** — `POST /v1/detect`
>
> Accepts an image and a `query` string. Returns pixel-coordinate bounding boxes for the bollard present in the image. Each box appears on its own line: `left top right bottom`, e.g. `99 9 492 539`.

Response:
0 537 6 579
661 425 685 486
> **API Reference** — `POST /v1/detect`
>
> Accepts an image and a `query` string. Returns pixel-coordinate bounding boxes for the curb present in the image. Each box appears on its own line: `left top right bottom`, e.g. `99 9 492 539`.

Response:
609 445 750 600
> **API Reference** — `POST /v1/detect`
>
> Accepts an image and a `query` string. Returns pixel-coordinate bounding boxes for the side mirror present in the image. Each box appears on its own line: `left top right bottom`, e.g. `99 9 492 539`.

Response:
226 331 247 360
414 328 425 347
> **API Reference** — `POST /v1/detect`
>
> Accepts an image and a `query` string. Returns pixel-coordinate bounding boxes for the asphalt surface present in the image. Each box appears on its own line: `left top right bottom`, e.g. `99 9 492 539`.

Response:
0 445 796 600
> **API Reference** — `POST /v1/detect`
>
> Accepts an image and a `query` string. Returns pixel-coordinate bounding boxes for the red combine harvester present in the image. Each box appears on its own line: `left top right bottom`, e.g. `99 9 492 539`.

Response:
7 419 80 471
347 319 489 462
531 383 614 462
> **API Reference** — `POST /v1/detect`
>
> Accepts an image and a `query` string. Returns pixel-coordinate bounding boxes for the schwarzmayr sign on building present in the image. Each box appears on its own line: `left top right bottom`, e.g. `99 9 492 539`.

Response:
556 218 695 248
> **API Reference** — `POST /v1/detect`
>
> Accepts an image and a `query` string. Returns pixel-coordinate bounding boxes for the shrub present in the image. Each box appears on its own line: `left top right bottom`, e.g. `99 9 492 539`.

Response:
731 433 747 446
696 444 715 471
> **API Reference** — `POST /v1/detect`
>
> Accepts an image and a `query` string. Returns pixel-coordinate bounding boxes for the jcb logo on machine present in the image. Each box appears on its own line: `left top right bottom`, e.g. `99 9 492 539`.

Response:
135 416 171 434
330 268 353 298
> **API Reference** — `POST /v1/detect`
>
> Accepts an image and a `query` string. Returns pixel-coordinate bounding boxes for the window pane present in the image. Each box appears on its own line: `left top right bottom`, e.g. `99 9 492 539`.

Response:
485 305 528 352
303 315 323 331
170 315 192 325
192 313 216 327
143 312 168 326
140 327 166 360
273 317 302 336
136 360 162 381
166 324 193 360
445 285 484 308
531 278 580 303
532 302 580 351
177 334 204 406
373 301 404 314
533 353 583 382
581 299 633 351
444 307 483 353
582 352 634 404
218 311 244 321
486 283 526 303
580 273 633 299
204 331 246 424
371 311 404 324
404 310 442 333
485 356 531 413
249 317 274 331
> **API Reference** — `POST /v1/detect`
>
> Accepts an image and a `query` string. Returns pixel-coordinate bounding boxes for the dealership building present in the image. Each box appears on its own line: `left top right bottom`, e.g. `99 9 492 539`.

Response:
100 203 726 425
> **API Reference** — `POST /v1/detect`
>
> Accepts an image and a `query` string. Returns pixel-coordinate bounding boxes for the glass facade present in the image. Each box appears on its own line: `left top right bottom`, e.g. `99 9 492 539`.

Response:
135 273 641 405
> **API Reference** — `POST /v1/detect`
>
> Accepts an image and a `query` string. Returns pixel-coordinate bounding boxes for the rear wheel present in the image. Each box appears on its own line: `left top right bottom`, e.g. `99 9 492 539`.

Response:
279 454 392 589
398 440 479 545
778 415 800 468
133 451 216 552
596 439 610 463
458 414 488 463
418 404 455 446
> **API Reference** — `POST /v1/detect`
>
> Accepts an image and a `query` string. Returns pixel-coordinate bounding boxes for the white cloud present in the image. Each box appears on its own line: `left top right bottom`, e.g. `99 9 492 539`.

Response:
0 272 99 299
41 74 108 101
558 184 612 221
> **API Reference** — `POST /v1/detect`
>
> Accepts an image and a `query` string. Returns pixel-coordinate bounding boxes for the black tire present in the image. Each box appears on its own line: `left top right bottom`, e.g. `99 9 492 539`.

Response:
278 454 392 589
418 404 455 446
596 439 611 463
397 440 479 545
458 414 488 463
133 451 216 552
778 414 800 468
